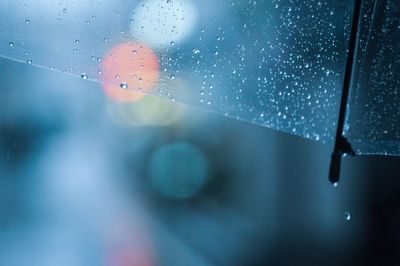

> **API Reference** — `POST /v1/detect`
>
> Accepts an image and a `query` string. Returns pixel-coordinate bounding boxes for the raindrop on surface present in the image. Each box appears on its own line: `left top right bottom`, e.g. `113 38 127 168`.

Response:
75 40 80 44
26 59 32 64
9 42 14 47
333 182 338 188
120 82 128 89
170 41 175 46
81 73 88 80
25 19 30 24
344 212 351 221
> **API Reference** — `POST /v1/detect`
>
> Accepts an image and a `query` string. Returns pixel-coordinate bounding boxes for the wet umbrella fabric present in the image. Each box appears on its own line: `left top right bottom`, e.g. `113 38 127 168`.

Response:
0 0 352 142
345 0 400 156
0 1 399 172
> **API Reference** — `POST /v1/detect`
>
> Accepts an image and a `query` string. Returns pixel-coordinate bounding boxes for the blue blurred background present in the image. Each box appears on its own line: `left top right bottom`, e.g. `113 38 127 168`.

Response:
1 56 400 266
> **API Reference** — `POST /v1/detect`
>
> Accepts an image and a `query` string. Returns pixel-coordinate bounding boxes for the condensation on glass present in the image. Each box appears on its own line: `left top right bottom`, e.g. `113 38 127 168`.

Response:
0 1 354 143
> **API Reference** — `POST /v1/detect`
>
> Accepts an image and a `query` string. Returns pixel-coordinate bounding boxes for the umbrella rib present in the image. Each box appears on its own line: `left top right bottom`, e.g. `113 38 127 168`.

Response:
329 0 363 184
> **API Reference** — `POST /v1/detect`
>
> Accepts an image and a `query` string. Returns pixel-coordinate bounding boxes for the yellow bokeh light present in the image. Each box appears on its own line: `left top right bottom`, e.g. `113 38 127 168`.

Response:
107 95 186 128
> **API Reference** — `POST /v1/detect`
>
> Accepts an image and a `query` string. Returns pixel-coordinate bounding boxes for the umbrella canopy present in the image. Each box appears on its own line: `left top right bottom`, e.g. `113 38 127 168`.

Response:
0 0 352 141
345 0 400 156
0 0 398 179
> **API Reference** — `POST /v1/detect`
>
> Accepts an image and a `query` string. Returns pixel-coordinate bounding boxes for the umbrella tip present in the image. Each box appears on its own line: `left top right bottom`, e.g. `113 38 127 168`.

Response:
329 152 342 184
329 137 355 184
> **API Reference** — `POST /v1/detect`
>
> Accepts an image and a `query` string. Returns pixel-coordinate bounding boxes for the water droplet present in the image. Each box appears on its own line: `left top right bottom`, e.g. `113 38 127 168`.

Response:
170 74 175 80
25 19 30 24
333 182 338 188
26 59 32 64
120 82 128 89
75 40 80 44
63 8 68 13
9 42 14 47
344 212 351 221
193 49 200 54
170 41 175 46
81 73 88 80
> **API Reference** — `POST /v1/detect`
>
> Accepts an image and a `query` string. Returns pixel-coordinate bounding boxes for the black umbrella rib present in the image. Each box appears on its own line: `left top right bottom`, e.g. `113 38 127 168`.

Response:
329 0 362 184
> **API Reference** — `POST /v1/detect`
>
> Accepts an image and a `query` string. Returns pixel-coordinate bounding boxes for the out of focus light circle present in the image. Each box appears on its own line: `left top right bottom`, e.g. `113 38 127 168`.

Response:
107 95 185 127
107 245 154 266
101 42 160 102
148 142 210 200
105 215 155 266
130 0 198 48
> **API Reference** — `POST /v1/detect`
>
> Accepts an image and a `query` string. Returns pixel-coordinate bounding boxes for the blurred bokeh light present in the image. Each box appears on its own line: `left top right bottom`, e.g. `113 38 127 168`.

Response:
100 42 160 102
148 142 210 200
130 0 198 48
107 96 185 127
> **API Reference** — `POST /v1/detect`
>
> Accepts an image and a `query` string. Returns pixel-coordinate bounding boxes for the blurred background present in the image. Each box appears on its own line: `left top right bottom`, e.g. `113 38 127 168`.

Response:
1 0 400 265
1 57 400 266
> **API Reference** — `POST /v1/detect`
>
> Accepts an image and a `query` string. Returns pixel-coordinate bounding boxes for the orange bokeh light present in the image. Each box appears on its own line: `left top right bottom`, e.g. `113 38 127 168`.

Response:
107 246 154 266
100 42 160 102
